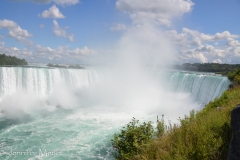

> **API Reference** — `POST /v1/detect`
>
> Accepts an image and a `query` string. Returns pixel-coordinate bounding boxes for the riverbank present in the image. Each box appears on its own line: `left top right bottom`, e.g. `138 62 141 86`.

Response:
112 73 240 159
141 87 237 160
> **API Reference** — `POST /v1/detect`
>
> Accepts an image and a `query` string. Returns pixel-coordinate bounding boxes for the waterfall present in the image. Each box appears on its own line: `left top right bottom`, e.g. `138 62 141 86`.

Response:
0 67 230 105
0 67 98 97
167 71 230 105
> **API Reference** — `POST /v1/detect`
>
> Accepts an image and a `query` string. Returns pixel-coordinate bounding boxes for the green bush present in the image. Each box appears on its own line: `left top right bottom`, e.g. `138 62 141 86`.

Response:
228 69 240 88
156 116 165 138
111 117 154 159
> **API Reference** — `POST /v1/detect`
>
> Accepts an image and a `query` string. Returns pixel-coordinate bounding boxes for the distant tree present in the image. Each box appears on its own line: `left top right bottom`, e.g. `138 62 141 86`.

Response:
47 63 85 69
68 65 85 69
47 63 67 68
173 63 240 74
0 54 28 65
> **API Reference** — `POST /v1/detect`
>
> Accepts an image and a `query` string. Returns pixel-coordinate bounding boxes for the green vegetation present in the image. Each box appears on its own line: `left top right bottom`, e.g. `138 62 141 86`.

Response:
0 54 28 65
112 70 240 160
227 69 240 88
47 63 67 68
174 63 240 74
111 118 154 159
111 116 166 160
47 63 85 69
68 65 85 69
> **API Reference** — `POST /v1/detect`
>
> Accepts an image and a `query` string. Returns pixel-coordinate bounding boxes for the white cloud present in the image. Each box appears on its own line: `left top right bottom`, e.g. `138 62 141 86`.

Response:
191 37 202 47
158 18 171 27
166 28 240 63
171 28 239 49
52 20 74 42
179 44 229 63
200 31 238 41
214 31 238 40
116 0 194 25
15 0 79 6
197 45 226 58
41 5 65 18
69 46 95 55
182 28 199 37
213 59 222 63
165 30 189 47
53 20 66 37
0 41 33 59
183 28 239 42
34 45 96 62
0 35 4 39
0 43 96 63
180 49 208 63
110 23 127 31
183 28 215 42
68 34 74 42
0 19 32 44
232 47 240 58
226 38 240 47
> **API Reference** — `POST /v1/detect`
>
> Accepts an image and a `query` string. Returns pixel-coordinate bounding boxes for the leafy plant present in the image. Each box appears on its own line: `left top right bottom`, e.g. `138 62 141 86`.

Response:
228 69 240 88
156 115 165 138
111 117 154 159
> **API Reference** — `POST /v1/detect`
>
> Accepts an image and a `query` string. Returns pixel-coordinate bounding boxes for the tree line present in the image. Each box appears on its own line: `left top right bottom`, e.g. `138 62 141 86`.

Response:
47 63 85 69
173 63 240 74
0 54 28 65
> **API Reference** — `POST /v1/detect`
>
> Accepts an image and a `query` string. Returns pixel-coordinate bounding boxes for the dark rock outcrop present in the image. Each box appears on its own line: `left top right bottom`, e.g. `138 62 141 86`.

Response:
228 104 240 160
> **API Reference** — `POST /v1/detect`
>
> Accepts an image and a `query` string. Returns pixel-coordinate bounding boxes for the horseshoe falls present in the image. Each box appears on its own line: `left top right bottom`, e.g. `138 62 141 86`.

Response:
166 71 230 105
0 67 230 160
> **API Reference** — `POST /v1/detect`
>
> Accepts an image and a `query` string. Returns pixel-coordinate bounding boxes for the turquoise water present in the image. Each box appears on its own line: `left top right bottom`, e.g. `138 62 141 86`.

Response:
0 67 230 159
0 109 118 159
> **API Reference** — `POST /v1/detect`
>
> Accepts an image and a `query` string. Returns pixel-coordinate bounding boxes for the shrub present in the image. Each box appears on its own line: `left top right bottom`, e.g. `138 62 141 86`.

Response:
156 116 165 138
111 117 154 159
228 69 240 88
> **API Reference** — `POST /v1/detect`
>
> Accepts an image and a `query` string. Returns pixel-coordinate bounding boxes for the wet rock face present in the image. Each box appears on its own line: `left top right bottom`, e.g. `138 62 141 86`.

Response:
228 104 240 160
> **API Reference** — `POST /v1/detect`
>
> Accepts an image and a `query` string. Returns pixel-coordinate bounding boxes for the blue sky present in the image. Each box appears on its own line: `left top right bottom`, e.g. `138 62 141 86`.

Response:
0 0 240 64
